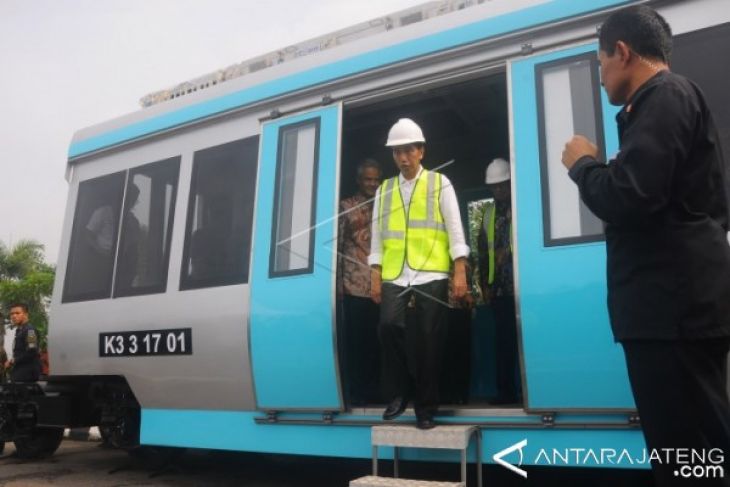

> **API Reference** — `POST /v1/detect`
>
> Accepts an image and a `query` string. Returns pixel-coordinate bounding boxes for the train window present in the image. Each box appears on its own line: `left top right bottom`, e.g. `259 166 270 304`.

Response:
62 171 126 302
270 119 320 277
536 52 605 246
180 136 259 290
114 157 180 297
672 23 730 168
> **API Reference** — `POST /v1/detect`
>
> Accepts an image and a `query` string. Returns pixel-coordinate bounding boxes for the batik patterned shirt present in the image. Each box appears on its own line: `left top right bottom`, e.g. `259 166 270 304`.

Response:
338 193 374 298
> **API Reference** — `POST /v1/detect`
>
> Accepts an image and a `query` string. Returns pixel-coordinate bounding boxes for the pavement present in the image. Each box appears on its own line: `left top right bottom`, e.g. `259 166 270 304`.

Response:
0 440 376 487
0 438 655 487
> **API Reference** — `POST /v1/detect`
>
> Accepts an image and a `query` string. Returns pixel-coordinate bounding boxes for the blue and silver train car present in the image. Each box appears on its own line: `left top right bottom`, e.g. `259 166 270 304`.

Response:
2 0 729 477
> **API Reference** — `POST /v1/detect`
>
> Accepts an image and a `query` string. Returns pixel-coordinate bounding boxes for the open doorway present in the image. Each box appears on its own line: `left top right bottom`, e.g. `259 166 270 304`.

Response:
336 71 522 409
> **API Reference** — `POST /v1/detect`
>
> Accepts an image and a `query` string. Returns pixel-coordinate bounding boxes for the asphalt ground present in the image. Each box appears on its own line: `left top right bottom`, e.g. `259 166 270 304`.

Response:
0 439 656 486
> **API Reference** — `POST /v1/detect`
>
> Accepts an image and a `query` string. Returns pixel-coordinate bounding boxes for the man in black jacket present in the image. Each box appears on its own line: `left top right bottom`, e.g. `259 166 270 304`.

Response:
562 6 730 486
4 303 42 383
0 310 6 384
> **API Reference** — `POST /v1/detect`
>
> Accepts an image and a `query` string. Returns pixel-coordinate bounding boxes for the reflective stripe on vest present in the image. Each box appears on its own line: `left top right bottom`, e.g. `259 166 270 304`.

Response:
483 200 512 285
379 170 450 281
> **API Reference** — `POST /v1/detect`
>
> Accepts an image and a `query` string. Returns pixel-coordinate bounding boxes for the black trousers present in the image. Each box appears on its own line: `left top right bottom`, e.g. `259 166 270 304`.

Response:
379 280 448 416
10 363 40 383
341 295 381 404
440 307 472 404
622 338 730 487
493 296 521 401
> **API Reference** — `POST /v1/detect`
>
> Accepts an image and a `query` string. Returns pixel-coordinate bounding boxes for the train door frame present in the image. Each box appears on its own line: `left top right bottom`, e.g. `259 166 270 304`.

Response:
337 64 522 412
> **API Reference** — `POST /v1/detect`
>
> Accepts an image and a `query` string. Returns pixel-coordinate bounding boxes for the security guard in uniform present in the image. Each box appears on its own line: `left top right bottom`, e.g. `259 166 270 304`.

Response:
0 320 4 455
5 303 42 383
369 118 469 429
0 310 7 384
0 346 7 384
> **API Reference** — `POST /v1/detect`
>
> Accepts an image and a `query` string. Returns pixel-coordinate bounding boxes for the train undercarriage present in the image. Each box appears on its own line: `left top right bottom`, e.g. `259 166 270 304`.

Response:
0 376 142 458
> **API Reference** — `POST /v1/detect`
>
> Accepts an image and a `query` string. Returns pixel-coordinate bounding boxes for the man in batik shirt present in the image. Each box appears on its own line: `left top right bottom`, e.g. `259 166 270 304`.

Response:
338 159 382 405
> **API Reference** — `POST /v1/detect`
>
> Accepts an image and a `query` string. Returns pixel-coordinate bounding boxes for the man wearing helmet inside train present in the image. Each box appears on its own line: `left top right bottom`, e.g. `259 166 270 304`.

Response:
369 118 469 430
478 158 521 405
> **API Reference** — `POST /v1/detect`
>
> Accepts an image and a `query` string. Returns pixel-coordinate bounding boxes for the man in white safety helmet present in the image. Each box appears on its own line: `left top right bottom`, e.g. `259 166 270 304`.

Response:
368 118 469 429
478 158 521 404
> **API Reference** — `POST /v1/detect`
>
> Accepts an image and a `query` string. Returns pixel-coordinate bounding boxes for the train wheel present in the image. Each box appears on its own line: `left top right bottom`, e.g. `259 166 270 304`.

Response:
13 427 64 459
98 425 114 447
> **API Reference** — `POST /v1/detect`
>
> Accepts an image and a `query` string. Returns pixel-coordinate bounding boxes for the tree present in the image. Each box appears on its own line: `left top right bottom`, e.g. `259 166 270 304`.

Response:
0 240 55 350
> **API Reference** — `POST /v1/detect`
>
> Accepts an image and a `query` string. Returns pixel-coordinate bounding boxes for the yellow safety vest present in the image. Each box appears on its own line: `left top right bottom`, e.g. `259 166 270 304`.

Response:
379 169 450 281
482 200 512 285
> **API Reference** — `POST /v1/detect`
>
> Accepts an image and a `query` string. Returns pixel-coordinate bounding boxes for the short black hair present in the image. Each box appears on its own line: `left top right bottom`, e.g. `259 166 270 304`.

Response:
357 158 382 178
9 303 29 313
599 5 672 63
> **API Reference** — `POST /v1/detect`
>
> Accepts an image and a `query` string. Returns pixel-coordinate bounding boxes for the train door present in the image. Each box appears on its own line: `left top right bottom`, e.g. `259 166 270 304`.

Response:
339 72 511 407
509 44 635 410
249 104 343 411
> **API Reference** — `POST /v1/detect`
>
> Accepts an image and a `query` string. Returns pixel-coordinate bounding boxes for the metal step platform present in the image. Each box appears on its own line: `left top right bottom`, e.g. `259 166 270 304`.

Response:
350 476 464 487
350 425 482 487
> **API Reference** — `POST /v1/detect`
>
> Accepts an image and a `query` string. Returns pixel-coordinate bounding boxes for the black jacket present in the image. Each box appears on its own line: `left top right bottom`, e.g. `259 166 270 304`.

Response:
570 71 730 341
11 323 42 382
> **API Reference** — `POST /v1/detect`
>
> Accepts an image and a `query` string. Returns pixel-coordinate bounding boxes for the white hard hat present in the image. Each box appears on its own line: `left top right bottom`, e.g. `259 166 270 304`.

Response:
485 158 510 184
385 118 425 147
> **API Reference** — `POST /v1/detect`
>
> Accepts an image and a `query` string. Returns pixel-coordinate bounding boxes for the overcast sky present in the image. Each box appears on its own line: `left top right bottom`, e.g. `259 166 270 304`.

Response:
0 0 425 264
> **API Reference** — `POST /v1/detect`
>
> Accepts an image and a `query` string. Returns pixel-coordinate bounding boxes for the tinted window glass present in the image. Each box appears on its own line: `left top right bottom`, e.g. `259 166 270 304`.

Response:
181 136 259 289
63 171 126 302
536 52 605 246
270 120 320 276
673 23 730 167
114 157 180 297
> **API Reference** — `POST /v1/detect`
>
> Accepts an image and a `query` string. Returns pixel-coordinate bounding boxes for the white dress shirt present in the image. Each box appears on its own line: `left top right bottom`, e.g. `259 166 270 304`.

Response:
368 166 469 286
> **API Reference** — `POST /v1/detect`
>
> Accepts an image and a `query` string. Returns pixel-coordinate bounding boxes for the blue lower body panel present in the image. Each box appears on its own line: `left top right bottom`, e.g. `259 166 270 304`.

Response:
141 409 649 469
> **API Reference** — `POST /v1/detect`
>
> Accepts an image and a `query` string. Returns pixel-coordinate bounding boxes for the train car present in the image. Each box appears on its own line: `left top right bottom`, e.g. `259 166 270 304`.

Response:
2 0 729 481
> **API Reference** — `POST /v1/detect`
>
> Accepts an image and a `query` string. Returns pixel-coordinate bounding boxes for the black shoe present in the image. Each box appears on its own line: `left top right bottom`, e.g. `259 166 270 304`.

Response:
382 396 408 420
416 414 436 430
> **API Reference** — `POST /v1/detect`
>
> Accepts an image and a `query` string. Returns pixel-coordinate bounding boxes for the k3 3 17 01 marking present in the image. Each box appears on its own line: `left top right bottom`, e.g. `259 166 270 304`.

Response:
99 328 192 357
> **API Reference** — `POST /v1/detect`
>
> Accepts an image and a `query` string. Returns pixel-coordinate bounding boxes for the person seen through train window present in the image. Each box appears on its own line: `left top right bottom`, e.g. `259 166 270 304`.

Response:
114 183 142 289
189 194 242 280
83 182 141 289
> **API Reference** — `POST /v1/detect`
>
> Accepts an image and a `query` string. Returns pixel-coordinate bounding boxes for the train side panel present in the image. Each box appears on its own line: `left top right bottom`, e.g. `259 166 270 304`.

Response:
49 114 262 411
